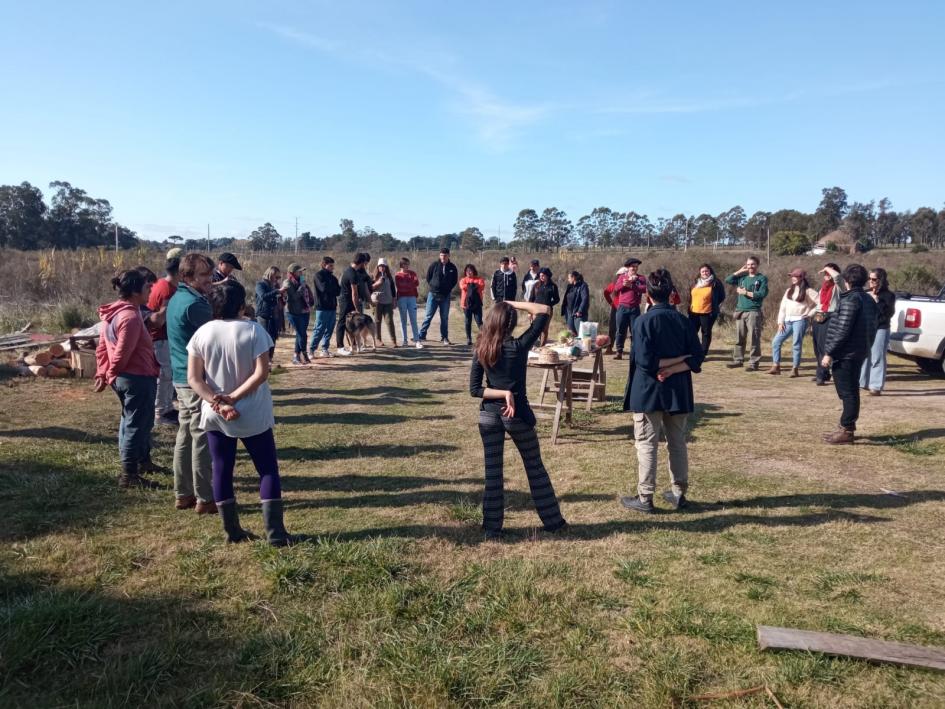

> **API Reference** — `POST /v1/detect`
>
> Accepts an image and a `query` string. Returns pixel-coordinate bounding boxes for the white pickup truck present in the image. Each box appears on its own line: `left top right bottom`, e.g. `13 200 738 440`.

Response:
888 286 945 376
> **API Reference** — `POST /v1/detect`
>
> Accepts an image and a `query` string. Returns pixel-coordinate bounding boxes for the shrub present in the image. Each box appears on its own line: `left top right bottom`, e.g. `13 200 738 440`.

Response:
50 303 95 332
825 241 840 253
891 264 942 295
771 231 811 256
911 244 929 253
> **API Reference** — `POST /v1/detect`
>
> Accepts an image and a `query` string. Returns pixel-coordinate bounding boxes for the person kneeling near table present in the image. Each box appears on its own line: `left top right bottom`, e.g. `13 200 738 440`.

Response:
622 269 705 513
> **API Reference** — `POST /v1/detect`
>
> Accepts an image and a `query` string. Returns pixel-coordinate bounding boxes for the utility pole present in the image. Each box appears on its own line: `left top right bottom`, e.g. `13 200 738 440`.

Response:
114 223 119 251
295 216 299 254
766 218 771 265
207 224 211 252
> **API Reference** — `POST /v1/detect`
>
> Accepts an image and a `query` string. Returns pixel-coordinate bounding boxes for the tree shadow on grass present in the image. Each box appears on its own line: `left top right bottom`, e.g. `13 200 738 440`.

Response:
271 386 441 399
859 429 945 444
278 412 453 426
276 490 611 511
719 489 945 510
880 388 945 397
0 425 116 446
690 403 742 430
244 471 481 493
274 395 442 408
0 454 166 541
277 443 460 462
330 361 455 374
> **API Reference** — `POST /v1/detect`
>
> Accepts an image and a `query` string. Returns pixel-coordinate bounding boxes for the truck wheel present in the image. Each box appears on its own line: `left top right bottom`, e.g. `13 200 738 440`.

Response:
916 356 945 378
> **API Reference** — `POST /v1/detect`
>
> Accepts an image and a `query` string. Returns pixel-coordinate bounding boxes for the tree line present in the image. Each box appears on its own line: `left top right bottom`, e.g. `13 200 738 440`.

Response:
2 181 943 253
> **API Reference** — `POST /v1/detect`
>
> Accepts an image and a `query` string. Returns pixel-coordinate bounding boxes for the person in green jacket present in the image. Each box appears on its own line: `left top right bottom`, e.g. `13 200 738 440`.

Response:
725 255 768 370
166 253 216 513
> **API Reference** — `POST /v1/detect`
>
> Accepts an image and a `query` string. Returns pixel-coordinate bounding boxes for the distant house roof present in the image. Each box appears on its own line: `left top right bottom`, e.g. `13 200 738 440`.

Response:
815 228 864 254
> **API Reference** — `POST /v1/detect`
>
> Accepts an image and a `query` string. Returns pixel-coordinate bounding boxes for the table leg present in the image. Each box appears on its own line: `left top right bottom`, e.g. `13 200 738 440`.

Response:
538 368 550 406
565 364 573 424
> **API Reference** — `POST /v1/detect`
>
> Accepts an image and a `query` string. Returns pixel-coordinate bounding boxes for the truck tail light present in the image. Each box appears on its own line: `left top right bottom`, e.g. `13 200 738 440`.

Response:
905 308 922 328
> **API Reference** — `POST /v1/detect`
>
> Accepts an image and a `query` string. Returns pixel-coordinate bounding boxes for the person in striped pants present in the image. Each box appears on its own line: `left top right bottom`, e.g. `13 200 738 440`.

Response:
469 300 568 540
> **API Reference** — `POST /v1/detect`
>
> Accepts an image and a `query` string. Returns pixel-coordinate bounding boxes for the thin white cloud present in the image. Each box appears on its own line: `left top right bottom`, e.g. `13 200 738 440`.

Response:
258 22 549 150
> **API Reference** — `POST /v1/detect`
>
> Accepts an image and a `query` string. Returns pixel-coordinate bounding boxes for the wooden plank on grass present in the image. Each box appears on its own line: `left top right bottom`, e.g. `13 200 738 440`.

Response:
758 625 945 671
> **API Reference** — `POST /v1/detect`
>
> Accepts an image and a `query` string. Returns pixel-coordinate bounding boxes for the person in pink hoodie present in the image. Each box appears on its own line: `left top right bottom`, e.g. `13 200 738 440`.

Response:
95 269 161 489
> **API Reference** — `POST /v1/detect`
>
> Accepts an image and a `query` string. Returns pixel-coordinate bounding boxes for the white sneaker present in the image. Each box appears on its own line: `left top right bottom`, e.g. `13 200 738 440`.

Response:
415 341 424 349
337 347 353 356
322 350 334 358
441 338 452 346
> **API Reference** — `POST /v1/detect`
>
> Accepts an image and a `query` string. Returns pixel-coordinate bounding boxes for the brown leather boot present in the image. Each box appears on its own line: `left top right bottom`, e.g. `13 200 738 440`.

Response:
767 363 781 375
175 495 197 510
790 367 800 378
196 500 219 515
823 427 855 445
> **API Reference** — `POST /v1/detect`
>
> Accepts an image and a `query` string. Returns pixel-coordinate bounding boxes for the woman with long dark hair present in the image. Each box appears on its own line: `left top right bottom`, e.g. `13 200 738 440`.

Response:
687 264 726 354
561 271 590 336
371 258 398 346
768 268 818 376
187 280 297 546
469 300 568 540
95 269 161 489
860 267 896 395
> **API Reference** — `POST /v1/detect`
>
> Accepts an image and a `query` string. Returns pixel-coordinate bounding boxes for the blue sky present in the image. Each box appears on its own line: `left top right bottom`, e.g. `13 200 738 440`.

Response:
2 1 943 242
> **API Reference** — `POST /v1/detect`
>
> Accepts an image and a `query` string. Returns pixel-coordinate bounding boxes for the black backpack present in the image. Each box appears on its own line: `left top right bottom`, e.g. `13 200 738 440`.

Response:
465 281 482 310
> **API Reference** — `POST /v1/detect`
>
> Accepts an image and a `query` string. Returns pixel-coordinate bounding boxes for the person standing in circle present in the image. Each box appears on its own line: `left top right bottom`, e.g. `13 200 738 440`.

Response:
309 256 340 358
469 300 569 540
859 268 896 395
561 271 589 337
371 258 398 346
255 266 286 362
687 264 726 356
418 247 459 345
768 269 818 377
335 253 370 356
459 264 486 346
187 279 298 546
725 256 769 371
395 257 423 348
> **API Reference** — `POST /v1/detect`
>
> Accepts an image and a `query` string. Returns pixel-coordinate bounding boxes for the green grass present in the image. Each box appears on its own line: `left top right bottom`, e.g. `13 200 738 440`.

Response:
2 317 945 707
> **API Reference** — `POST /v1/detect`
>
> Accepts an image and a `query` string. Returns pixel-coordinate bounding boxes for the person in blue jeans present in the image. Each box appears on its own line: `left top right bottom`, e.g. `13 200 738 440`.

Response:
309 256 340 357
859 268 896 395
419 247 459 344
768 269 819 376
395 257 422 348
282 263 312 364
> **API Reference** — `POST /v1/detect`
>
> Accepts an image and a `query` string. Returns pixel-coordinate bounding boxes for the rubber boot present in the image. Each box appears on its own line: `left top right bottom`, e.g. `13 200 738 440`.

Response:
219 501 252 543
790 367 800 378
767 363 781 375
261 499 297 547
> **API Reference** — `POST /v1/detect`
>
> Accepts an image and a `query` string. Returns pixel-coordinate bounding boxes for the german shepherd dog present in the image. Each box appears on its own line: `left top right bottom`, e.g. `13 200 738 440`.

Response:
345 312 377 352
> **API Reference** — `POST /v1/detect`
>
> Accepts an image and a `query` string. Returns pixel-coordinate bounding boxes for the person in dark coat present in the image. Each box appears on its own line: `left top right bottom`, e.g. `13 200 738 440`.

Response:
528 267 560 345
621 269 704 514
821 263 878 444
255 266 286 361
561 271 590 336
418 247 460 344
490 256 518 302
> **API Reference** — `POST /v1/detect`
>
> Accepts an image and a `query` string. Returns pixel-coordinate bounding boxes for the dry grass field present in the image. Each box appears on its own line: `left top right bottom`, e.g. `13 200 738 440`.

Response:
1 299 944 707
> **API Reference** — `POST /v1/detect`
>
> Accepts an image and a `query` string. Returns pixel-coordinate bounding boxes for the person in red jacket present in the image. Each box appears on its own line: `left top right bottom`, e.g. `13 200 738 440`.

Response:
95 269 161 489
459 264 486 346
602 267 627 355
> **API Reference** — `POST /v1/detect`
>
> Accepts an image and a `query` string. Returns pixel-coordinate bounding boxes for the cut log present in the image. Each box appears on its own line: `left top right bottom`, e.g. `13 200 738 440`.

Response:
28 365 49 377
757 625 945 671
46 365 70 378
25 352 52 367
49 358 72 369
47 343 66 358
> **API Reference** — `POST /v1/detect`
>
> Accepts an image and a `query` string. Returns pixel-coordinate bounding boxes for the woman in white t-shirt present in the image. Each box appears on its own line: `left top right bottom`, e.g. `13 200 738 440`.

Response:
187 280 296 546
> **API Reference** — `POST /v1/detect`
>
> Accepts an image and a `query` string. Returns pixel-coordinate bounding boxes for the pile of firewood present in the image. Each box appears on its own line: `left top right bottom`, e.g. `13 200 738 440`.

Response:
8 343 75 378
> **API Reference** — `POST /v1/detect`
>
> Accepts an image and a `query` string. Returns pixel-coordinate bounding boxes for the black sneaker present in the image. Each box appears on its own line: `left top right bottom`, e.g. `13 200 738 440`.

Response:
726 362 744 369
620 496 655 514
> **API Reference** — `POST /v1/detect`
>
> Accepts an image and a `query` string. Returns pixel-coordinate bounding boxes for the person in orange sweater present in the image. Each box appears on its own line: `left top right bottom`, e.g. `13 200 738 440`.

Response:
459 264 486 346
95 269 161 489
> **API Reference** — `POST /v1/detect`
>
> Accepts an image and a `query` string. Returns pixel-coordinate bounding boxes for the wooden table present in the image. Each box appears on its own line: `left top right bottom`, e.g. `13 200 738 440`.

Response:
528 358 574 445
569 348 606 411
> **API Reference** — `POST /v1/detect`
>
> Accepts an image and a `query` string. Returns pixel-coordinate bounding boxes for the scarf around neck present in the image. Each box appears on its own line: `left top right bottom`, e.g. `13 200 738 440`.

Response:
696 274 715 288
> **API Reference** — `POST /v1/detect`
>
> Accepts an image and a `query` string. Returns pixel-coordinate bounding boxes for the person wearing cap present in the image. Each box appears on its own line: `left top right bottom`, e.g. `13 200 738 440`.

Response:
725 255 769 371
283 263 313 364
613 258 647 360
147 252 181 424
213 252 242 283
370 258 398 346
768 269 819 377
490 256 517 303
255 266 286 362
602 267 627 355
419 247 459 345
521 259 541 302
309 256 341 358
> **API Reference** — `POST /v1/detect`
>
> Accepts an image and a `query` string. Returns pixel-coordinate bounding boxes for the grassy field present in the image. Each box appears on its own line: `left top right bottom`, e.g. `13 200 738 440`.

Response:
2 307 945 707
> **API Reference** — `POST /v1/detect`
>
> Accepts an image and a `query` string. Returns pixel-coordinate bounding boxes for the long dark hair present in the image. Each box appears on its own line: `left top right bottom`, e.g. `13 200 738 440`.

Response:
871 267 890 292
464 263 479 278
475 301 518 368
788 272 810 302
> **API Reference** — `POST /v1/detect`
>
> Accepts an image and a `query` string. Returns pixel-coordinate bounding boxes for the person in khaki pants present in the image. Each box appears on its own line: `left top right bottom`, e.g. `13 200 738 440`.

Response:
725 256 769 371
621 269 704 513
166 253 216 513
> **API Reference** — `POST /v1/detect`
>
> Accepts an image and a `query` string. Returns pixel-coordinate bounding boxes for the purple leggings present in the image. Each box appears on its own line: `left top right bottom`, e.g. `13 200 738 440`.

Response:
206 428 282 503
